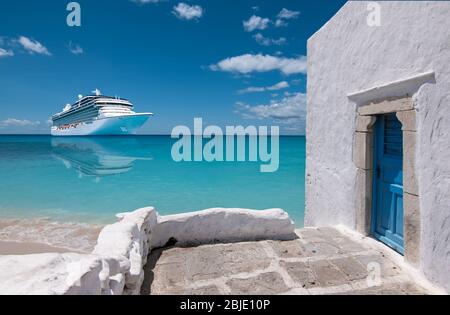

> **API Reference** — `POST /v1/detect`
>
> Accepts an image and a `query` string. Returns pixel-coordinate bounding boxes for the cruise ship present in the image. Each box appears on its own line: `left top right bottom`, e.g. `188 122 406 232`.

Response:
51 89 153 136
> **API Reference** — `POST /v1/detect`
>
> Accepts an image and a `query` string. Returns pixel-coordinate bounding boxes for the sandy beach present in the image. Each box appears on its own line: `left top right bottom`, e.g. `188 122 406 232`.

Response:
0 217 103 255
0 240 74 255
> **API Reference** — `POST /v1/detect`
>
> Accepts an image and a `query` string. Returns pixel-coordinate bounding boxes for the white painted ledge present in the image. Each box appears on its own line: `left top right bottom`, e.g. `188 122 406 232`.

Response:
347 71 435 105
0 253 109 295
151 207 296 248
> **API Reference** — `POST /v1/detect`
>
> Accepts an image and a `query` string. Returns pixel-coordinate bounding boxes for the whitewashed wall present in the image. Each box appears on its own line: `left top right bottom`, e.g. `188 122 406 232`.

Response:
305 1 450 292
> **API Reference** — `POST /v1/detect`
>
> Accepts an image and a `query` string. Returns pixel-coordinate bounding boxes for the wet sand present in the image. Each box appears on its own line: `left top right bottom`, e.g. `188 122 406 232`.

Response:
0 217 103 254
0 240 74 255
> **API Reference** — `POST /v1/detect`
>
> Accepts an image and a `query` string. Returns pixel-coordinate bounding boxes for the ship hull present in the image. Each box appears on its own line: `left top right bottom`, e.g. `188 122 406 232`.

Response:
51 114 151 136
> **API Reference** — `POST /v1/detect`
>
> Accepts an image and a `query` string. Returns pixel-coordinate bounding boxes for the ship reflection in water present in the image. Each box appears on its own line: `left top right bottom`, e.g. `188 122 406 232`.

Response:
51 137 152 181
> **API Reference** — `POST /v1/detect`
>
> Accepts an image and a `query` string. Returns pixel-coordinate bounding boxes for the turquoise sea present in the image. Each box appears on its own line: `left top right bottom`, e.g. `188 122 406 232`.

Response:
0 135 305 226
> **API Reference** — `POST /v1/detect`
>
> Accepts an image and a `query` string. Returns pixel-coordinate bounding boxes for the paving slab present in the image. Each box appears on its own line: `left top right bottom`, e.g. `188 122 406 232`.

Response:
266 240 305 258
330 256 369 281
226 272 290 295
279 260 317 288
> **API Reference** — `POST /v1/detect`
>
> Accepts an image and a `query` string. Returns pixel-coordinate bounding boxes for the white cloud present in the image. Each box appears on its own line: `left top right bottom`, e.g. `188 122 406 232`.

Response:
238 81 289 94
253 33 286 46
0 48 14 58
243 15 270 32
243 9 299 32
68 42 83 55
18 36 51 56
275 8 300 27
173 3 203 20
210 53 307 75
277 8 300 20
0 118 41 128
235 92 306 132
275 19 288 27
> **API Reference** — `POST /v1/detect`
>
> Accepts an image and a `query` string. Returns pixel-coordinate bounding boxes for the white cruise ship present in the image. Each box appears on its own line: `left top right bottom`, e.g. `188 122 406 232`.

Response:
51 89 153 136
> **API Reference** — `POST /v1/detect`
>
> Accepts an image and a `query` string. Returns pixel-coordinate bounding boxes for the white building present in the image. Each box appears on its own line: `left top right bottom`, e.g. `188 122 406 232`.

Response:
305 1 450 292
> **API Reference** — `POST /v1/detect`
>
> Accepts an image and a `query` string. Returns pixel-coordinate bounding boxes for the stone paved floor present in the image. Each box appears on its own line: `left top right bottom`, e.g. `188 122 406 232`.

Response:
141 227 430 295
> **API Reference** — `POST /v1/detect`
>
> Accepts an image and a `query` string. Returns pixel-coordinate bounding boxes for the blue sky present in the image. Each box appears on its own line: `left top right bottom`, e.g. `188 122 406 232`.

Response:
0 0 345 135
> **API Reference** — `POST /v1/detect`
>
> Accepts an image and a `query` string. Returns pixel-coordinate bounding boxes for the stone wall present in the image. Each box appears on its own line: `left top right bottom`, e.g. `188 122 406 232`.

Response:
0 207 295 295
305 1 450 292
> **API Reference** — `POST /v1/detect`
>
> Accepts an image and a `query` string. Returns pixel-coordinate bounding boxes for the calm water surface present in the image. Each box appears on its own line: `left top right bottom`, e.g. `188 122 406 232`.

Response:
0 135 305 226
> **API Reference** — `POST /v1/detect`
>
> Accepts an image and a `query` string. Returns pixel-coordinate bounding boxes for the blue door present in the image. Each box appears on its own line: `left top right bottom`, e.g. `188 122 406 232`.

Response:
372 113 404 254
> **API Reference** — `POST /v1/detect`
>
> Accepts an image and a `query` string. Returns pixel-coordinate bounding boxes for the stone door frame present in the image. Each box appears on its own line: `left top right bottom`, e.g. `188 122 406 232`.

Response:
353 97 420 266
